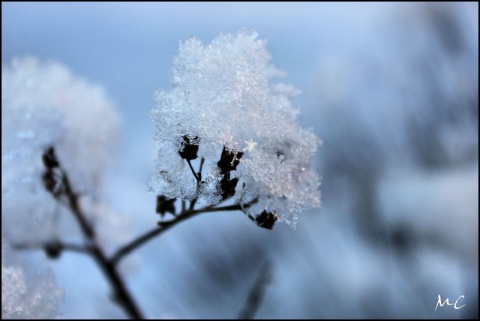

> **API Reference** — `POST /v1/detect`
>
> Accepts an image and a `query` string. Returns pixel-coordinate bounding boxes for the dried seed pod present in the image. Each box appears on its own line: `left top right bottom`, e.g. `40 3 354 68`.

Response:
219 173 239 199
217 146 243 173
156 195 176 217
178 135 199 160
254 210 277 230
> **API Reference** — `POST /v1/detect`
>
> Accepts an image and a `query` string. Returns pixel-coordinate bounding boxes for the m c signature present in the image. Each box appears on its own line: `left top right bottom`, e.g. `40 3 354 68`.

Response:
435 294 466 311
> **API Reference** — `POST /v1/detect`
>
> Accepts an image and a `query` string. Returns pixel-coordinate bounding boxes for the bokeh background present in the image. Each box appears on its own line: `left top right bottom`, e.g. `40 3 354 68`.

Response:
2 2 478 319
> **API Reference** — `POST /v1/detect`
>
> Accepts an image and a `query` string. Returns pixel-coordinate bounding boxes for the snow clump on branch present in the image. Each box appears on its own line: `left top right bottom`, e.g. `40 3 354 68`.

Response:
150 30 321 227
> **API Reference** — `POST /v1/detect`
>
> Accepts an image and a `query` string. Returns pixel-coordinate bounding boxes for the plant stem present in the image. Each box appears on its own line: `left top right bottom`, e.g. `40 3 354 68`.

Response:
12 241 91 255
111 203 243 266
61 171 95 239
56 162 144 319
89 244 143 319
186 159 199 181
188 157 204 210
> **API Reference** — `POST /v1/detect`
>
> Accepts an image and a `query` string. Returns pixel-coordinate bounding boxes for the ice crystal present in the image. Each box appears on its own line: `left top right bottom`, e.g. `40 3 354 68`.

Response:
150 30 321 226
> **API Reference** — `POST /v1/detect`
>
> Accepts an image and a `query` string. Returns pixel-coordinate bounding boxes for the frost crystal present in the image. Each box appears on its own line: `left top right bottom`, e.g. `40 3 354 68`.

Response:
150 30 321 226
2 57 120 243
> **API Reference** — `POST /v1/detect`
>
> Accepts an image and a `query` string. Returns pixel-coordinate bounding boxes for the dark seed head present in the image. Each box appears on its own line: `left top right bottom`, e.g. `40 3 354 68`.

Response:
255 210 277 230
217 146 243 173
178 135 199 160
219 174 238 199
156 195 176 217
44 240 62 259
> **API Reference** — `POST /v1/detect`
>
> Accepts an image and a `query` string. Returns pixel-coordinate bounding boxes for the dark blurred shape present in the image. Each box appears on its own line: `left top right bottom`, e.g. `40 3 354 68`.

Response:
41 147 64 197
462 294 479 320
42 146 60 169
44 240 63 259
390 223 416 256
155 195 176 217
406 3 478 169
238 260 273 319
428 2 464 55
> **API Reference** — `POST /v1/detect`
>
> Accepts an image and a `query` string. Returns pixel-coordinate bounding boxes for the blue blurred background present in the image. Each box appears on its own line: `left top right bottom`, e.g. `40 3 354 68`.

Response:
2 2 478 318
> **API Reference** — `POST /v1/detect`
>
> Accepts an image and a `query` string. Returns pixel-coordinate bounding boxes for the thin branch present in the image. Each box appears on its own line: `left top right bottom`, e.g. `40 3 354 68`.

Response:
12 241 91 255
42 147 144 319
198 157 205 179
111 203 244 266
186 159 199 181
188 157 204 211
60 168 96 239
189 197 197 211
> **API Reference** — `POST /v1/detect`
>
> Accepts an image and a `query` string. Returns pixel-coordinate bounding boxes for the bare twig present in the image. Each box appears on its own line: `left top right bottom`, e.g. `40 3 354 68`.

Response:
60 168 96 239
12 241 91 255
111 196 258 266
111 202 244 266
42 147 144 319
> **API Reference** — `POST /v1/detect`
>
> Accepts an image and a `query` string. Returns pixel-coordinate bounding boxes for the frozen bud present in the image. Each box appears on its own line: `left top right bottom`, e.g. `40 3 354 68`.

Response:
178 135 199 160
254 210 278 230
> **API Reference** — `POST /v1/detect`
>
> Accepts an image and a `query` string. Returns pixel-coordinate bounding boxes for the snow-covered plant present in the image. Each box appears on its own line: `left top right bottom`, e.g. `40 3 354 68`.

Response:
2 30 322 319
2 56 120 245
1 57 139 318
150 30 321 228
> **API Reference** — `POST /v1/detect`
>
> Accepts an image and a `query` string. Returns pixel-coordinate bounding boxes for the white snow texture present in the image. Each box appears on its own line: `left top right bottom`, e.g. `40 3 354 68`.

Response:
2 57 120 244
150 30 321 226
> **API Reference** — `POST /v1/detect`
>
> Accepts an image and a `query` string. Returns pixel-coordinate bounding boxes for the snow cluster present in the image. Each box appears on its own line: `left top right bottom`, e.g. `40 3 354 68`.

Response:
2 57 120 243
150 30 321 225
